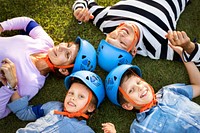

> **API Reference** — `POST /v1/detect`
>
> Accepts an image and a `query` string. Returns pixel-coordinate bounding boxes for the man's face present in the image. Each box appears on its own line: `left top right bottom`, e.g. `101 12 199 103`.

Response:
106 22 138 53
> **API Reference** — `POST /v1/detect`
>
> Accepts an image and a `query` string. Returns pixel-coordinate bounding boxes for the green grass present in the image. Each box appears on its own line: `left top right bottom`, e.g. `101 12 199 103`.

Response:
0 0 200 132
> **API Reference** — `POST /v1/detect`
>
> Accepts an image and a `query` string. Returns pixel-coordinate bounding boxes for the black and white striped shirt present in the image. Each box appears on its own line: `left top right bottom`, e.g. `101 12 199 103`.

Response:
73 0 200 66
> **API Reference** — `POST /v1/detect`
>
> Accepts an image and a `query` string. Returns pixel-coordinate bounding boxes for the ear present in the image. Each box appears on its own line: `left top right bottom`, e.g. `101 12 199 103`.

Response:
59 68 69 76
130 47 137 57
87 104 96 113
122 102 134 111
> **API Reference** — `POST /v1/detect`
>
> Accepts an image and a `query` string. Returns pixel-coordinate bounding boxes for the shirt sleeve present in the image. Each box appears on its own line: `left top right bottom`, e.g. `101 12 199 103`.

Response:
0 86 15 119
166 83 193 100
0 17 54 47
182 42 200 63
7 96 61 121
72 0 96 10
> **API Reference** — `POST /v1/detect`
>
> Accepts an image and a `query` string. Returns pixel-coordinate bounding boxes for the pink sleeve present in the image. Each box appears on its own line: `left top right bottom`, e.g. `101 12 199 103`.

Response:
0 17 33 31
0 86 15 119
0 16 54 47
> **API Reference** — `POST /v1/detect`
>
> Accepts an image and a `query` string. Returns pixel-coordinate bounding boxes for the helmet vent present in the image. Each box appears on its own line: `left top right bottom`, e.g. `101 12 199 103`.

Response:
118 55 123 58
86 76 89 80
114 76 117 81
82 55 86 59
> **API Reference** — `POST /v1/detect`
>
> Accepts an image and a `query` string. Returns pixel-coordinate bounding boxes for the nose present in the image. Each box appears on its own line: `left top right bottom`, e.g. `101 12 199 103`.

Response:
70 96 75 101
58 43 68 51
136 84 143 92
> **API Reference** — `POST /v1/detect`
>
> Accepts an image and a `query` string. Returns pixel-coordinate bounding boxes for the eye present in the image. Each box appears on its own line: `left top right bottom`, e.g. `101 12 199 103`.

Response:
66 52 70 59
68 91 73 95
79 95 85 99
120 41 125 45
137 80 142 85
128 88 134 94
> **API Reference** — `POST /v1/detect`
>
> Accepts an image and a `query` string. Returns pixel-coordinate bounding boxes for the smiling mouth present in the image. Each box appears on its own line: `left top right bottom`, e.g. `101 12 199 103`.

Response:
67 101 76 107
140 89 148 98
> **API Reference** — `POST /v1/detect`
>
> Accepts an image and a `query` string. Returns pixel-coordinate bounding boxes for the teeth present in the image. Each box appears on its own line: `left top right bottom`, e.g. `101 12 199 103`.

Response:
141 90 147 98
68 102 75 106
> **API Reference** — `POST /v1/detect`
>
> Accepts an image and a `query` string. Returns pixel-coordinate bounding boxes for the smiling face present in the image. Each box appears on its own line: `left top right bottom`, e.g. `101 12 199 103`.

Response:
121 75 153 109
64 82 91 113
48 42 79 66
106 22 139 54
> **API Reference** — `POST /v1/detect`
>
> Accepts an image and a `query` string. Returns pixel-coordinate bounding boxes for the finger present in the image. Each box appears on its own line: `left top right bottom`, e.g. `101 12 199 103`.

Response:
181 31 188 39
173 31 178 41
1 58 12 64
89 14 94 19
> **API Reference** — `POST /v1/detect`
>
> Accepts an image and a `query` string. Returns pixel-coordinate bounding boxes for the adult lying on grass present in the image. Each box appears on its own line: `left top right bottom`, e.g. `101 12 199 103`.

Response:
102 31 200 133
0 17 96 119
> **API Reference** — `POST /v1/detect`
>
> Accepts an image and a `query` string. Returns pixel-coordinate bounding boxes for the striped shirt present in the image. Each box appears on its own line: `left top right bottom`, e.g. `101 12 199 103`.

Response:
73 0 200 66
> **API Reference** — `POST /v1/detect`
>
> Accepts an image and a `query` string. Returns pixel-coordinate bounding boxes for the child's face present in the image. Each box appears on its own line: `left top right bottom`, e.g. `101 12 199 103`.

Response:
121 75 153 109
64 82 91 113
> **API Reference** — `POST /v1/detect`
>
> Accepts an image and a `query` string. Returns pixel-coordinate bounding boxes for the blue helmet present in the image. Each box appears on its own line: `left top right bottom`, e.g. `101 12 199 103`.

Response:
97 39 133 72
105 64 142 106
64 70 105 108
72 37 97 73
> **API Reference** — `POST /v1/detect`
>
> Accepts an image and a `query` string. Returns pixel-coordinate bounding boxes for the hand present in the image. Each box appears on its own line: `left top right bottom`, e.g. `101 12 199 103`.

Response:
166 31 195 55
73 8 94 22
102 123 116 133
0 24 3 35
0 58 18 88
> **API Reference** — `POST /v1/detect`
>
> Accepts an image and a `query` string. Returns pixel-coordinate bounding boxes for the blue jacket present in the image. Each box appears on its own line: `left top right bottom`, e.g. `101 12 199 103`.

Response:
8 96 94 133
130 83 200 133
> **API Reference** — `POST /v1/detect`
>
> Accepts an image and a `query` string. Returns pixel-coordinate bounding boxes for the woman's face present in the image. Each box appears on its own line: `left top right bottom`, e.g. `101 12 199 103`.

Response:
48 42 79 66
64 82 90 113
106 22 137 52
121 75 153 108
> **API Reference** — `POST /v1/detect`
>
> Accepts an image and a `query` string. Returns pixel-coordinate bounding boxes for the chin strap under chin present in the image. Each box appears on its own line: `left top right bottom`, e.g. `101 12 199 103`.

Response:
42 55 75 72
54 109 90 119
54 90 93 119
43 55 55 72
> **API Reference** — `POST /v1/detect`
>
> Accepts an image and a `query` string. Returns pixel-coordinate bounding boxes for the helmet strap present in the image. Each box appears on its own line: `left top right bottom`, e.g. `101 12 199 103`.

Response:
119 86 157 112
54 90 93 119
127 24 140 52
42 55 74 72
119 70 157 112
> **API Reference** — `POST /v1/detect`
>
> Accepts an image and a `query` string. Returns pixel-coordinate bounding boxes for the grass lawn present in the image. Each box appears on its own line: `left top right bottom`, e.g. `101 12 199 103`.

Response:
0 0 200 133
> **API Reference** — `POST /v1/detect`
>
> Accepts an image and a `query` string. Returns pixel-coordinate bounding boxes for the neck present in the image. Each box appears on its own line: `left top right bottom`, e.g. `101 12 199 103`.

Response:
31 53 51 76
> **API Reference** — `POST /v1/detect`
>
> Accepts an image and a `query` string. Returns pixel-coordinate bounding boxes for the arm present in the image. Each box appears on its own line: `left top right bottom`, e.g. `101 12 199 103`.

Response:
165 30 200 62
166 31 200 98
0 58 18 118
8 93 45 121
0 16 54 46
184 61 200 98
8 90 62 121
0 17 34 32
